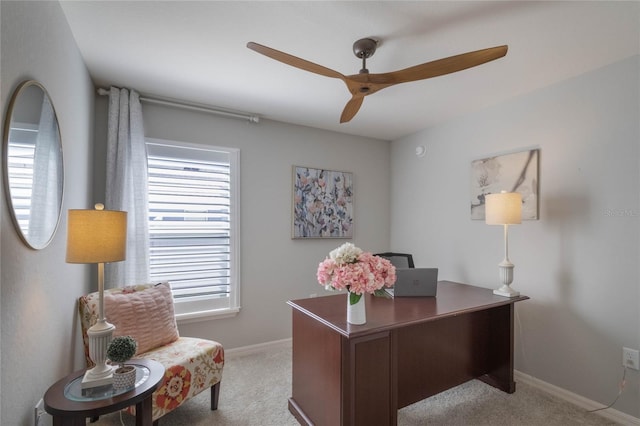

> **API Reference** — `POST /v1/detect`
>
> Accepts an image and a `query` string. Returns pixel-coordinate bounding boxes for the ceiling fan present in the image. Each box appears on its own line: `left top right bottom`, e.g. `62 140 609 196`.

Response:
247 38 508 123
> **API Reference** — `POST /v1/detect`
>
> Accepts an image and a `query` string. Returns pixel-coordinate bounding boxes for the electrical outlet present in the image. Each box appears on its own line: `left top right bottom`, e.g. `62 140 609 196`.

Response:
622 347 639 370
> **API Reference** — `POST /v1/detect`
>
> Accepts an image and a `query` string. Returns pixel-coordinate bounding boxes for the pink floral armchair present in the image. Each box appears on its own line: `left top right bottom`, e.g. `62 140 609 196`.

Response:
78 282 224 422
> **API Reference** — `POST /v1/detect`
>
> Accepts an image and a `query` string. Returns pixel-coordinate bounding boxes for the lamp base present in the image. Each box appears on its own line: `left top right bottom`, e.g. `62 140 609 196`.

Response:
81 367 114 389
494 260 518 297
493 284 520 298
82 319 116 389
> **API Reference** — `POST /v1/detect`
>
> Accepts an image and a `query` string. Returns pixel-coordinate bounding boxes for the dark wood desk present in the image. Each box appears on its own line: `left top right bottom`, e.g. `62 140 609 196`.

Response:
287 281 529 426
43 358 164 426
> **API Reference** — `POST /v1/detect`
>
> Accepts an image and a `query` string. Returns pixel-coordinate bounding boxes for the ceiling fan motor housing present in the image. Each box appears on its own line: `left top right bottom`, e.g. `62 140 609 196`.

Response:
353 38 378 75
352 38 378 59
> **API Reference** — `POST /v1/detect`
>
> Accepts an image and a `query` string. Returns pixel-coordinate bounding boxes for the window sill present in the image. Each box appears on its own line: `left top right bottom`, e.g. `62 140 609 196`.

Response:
175 307 240 324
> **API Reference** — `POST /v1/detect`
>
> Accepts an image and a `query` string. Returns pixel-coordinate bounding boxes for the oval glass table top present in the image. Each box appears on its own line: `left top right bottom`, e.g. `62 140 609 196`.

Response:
64 365 151 402
3 80 64 249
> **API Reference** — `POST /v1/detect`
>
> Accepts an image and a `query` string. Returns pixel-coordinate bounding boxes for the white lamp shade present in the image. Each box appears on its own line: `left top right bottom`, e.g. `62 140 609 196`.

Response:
485 192 522 225
66 207 127 263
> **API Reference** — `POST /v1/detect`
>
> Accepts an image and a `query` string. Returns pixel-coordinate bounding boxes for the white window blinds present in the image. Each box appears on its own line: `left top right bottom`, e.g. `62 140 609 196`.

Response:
6 125 37 234
146 139 240 319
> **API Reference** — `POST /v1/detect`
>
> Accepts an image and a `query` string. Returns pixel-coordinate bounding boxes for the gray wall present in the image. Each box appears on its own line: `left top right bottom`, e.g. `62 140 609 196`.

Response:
0 1 95 425
390 56 640 418
2 0 638 423
92 99 391 349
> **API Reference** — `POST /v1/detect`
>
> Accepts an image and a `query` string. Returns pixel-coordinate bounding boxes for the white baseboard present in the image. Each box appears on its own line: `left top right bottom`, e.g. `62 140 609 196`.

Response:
225 338 292 359
515 370 640 426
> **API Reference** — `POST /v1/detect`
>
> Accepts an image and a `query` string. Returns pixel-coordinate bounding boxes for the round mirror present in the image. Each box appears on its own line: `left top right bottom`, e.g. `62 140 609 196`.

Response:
3 80 64 249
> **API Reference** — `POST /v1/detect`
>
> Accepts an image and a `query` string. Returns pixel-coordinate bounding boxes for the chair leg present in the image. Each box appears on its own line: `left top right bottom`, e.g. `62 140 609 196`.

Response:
210 382 221 410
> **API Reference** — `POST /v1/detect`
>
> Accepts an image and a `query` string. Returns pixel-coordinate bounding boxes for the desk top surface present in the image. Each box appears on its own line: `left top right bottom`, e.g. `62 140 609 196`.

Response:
288 281 528 338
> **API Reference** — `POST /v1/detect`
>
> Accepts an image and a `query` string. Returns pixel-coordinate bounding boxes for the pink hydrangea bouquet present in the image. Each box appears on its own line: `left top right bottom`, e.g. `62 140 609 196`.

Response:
317 242 396 305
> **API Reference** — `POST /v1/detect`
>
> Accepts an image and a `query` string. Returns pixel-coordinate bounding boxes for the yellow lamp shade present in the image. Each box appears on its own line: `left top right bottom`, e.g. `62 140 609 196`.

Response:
66 205 127 263
485 192 522 225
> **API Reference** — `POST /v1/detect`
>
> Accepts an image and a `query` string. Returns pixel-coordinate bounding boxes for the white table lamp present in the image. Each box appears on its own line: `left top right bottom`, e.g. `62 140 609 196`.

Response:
485 191 521 297
67 203 127 388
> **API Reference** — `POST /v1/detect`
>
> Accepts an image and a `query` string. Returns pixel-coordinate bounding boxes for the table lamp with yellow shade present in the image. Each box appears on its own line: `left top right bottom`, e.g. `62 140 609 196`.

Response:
66 203 127 388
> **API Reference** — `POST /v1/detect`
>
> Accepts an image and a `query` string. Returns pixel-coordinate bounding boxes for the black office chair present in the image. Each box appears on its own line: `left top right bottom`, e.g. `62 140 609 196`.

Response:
374 252 415 268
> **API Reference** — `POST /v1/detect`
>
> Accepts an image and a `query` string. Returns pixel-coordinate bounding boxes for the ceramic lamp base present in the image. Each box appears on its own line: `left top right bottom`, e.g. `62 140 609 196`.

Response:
493 285 520 298
494 261 519 298
82 319 115 389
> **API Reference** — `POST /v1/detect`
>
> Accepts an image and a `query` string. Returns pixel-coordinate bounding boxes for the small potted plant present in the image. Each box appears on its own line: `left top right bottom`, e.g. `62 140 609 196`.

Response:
107 335 138 390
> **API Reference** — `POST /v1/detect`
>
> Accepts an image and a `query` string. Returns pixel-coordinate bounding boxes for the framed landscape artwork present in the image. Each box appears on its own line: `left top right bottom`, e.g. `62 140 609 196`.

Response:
470 149 539 220
292 166 353 239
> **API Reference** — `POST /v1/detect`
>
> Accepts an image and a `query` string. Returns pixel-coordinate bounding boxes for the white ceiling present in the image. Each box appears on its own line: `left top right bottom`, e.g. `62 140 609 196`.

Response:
59 1 639 141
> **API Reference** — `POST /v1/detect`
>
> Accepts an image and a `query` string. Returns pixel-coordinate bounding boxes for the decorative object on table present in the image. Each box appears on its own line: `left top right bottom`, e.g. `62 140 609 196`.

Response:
67 203 127 388
317 242 396 324
292 166 353 239
470 148 539 220
486 191 522 297
3 80 64 250
107 335 138 390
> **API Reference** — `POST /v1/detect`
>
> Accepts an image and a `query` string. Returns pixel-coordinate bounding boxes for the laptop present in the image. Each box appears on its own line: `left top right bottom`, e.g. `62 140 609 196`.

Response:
385 268 438 297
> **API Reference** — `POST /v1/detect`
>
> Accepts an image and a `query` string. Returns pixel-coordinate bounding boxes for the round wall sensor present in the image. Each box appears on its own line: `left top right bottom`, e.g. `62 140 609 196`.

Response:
415 146 426 157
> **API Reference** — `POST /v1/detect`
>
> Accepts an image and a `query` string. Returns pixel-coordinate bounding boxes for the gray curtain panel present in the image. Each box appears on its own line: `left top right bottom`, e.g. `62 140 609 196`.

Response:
105 87 150 287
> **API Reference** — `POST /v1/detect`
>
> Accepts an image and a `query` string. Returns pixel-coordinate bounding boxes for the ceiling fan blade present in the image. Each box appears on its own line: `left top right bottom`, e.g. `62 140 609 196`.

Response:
247 42 346 80
340 96 365 123
375 45 508 85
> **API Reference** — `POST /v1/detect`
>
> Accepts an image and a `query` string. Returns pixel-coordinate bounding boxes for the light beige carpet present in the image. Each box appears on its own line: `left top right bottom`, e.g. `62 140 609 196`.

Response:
94 344 619 425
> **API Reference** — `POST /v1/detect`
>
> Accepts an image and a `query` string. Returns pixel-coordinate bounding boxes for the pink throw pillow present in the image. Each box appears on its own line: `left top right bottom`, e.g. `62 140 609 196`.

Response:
104 282 179 355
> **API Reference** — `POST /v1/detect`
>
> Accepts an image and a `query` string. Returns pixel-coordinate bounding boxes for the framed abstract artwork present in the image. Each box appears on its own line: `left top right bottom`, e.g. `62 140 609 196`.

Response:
292 166 353 239
470 149 539 220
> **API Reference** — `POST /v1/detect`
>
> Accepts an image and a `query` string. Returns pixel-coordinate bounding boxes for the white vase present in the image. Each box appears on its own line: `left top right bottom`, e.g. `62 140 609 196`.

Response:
347 291 366 325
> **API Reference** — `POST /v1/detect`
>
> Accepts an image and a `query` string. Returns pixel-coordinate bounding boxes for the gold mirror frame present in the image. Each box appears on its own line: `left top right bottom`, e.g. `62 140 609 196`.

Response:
3 80 64 249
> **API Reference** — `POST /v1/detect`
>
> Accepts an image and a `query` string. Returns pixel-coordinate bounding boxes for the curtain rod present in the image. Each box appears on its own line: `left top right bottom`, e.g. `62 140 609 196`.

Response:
97 88 260 123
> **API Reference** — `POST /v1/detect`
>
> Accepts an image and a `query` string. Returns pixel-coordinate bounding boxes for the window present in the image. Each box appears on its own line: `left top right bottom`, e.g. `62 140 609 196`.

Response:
146 138 240 321
6 131 36 235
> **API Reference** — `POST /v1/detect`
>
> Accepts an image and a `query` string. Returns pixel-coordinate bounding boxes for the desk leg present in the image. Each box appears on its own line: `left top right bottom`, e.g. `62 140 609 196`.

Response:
289 310 394 426
478 303 516 393
345 332 394 426
289 310 342 425
135 395 154 426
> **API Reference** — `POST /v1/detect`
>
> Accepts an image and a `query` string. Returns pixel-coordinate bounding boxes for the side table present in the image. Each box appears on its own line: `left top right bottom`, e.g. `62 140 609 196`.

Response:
44 358 164 426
